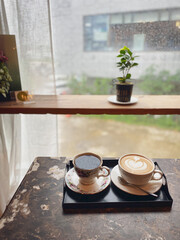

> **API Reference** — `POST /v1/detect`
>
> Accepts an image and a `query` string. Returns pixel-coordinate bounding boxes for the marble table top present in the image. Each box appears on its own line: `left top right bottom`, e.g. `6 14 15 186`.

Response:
0 157 180 240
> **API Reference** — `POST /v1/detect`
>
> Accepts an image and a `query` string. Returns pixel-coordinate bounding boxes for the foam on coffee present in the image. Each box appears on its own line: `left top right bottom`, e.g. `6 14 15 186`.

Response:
120 155 153 174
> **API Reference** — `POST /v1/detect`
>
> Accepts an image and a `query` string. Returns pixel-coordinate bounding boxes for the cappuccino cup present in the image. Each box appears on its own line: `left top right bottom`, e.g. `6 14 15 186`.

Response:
73 152 110 185
118 153 163 186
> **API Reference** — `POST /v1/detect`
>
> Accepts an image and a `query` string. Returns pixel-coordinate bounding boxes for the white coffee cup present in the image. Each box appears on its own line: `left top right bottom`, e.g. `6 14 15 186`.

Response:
118 153 163 186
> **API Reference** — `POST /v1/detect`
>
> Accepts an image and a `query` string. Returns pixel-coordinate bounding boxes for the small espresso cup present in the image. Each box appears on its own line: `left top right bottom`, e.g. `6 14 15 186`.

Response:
118 153 163 186
73 152 110 185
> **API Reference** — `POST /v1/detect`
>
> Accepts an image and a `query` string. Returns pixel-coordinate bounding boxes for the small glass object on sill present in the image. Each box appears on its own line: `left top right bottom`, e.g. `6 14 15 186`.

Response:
10 90 35 104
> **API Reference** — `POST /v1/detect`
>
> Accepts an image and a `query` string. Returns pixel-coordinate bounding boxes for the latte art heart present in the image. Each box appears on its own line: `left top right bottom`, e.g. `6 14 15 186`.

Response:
125 159 147 171
120 155 154 174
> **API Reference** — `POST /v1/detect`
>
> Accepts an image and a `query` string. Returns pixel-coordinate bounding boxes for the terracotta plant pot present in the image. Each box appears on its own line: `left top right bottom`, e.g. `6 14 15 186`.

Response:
116 82 133 102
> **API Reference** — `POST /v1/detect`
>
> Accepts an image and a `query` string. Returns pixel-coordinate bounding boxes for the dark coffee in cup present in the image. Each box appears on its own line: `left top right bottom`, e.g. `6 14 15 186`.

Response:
75 155 101 170
73 152 110 185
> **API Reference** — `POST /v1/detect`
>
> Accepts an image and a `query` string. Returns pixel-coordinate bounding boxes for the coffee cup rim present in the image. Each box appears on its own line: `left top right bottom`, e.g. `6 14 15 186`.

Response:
118 153 155 175
73 152 102 171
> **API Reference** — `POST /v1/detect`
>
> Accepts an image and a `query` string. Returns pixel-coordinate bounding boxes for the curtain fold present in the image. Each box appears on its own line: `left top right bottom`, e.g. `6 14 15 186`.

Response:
0 115 10 216
0 0 58 216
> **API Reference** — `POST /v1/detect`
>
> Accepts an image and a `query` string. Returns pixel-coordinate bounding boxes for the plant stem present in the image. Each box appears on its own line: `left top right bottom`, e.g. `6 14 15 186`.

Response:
123 69 125 79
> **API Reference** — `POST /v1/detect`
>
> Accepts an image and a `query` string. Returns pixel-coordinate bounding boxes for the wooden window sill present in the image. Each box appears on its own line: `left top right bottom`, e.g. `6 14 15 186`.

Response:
0 95 180 115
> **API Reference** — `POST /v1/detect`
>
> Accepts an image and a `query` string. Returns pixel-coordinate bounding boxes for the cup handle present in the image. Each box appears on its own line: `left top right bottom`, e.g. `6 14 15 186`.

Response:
97 166 110 178
151 169 163 181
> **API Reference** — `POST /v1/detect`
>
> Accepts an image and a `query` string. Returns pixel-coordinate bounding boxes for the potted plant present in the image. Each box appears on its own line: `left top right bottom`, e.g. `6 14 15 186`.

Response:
115 46 138 102
0 51 12 101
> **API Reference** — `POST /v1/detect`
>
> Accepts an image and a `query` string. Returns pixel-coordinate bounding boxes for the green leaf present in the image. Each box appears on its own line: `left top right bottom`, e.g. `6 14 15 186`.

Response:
124 54 130 59
117 54 123 57
122 46 132 56
0 88 5 92
125 62 131 67
0 65 13 96
121 58 126 63
132 63 138 67
117 77 126 83
126 73 131 79
0 69 4 74
117 46 139 78
117 63 123 67
119 66 127 70
117 77 124 80
127 50 132 56
120 50 125 54
123 46 129 50
119 46 126 51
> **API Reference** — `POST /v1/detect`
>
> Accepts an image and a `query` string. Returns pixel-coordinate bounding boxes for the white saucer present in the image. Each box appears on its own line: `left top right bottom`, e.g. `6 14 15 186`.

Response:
65 167 111 194
108 95 138 105
111 165 163 196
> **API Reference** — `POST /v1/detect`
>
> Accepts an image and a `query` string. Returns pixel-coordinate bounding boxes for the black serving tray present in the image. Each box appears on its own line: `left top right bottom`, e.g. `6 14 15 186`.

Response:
62 158 173 211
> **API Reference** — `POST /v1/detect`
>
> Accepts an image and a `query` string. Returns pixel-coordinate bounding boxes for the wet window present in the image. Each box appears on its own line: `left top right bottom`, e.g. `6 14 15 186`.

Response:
84 8 180 52
50 1 180 158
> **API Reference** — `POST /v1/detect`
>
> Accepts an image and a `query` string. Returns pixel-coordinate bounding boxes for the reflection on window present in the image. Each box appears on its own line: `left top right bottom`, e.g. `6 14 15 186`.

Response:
133 34 145 51
49 1 180 159
84 14 109 51
160 10 169 21
133 11 158 23
84 8 180 51
110 14 123 24
124 13 132 23
171 9 180 20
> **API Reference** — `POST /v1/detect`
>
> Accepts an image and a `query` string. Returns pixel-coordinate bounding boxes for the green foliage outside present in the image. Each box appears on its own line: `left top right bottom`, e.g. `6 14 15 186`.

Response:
68 75 114 95
68 66 180 96
86 114 180 131
138 65 180 95
67 68 180 131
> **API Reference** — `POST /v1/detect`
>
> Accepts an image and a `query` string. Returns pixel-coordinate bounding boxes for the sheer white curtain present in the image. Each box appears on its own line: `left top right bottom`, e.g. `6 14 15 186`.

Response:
0 0 58 216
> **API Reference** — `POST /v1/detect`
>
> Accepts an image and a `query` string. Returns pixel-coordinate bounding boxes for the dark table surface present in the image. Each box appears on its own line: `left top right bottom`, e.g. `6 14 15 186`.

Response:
0 157 180 240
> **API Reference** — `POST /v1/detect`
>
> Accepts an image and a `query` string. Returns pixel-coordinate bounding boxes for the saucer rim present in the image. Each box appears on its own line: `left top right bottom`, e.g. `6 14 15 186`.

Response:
111 165 163 196
107 95 138 105
65 167 111 195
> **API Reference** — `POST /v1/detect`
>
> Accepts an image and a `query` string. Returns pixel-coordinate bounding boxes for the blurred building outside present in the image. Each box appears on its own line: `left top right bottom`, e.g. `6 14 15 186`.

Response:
21 0 180 158
51 0 180 159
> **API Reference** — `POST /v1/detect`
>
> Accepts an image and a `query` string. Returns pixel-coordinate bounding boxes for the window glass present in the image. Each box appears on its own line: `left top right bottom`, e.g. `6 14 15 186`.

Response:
50 1 180 159
171 9 180 20
83 8 180 52
84 16 93 51
133 34 145 51
160 10 169 21
133 11 158 23
110 14 123 24
124 13 132 23
84 14 109 51
93 15 109 42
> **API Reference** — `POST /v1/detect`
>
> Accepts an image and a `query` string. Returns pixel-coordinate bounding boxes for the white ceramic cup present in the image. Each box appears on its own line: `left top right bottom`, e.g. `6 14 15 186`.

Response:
118 153 163 186
73 152 110 185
